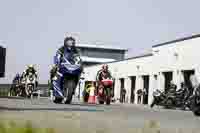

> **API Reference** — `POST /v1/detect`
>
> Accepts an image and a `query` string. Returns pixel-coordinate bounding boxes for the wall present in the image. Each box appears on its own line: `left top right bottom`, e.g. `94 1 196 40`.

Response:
84 37 200 105
84 54 154 104
153 37 200 90
78 47 126 60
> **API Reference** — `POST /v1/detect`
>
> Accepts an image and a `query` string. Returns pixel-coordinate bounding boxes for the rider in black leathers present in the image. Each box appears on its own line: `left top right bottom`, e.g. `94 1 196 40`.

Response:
12 73 21 83
10 73 21 93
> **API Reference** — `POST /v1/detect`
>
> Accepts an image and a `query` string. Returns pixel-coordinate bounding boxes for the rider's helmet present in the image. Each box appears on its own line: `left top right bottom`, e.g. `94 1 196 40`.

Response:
28 64 34 68
102 64 108 72
64 36 76 50
51 64 56 69
16 73 20 78
27 64 34 71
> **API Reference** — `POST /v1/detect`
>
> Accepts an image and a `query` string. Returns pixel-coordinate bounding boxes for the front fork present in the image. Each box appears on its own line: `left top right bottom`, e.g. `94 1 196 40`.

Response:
52 73 64 98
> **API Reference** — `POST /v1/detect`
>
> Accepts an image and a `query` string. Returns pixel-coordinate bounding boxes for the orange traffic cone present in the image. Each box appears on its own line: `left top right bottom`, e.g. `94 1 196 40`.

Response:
88 85 96 104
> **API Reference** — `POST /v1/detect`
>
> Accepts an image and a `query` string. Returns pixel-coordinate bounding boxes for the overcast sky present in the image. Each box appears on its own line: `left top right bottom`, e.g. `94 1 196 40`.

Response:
0 0 200 83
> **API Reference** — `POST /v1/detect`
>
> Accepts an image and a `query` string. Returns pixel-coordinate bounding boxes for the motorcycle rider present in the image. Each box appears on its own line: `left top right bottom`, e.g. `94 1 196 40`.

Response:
23 64 38 88
9 73 21 96
10 73 21 89
12 73 21 83
96 64 113 96
52 36 82 94
96 64 112 81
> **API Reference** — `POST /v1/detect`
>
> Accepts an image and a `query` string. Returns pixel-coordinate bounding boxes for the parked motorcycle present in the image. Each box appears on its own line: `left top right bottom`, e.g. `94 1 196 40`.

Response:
151 88 191 110
25 72 37 97
52 53 82 104
170 87 191 110
191 85 200 116
97 79 113 105
150 89 169 108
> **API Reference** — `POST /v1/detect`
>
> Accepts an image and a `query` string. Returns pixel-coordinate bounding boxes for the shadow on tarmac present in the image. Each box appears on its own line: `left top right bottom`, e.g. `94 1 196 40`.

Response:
0 106 104 112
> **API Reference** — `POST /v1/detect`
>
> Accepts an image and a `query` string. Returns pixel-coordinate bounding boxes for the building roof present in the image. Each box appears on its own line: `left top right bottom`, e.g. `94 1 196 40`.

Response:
125 53 153 60
81 56 116 63
152 34 200 48
107 53 153 64
76 43 128 51
85 53 152 67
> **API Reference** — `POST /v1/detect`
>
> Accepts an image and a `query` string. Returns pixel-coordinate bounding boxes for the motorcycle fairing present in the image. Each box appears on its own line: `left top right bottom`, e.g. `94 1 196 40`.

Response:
53 50 82 98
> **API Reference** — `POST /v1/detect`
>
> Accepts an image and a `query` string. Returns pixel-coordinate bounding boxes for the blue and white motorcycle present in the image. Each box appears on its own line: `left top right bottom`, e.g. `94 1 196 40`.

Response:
52 52 82 104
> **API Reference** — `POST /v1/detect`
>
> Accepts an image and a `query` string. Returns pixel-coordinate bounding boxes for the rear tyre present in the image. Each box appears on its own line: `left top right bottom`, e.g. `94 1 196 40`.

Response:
84 93 89 103
27 85 33 99
98 95 104 104
21 86 27 97
64 79 76 104
106 97 111 105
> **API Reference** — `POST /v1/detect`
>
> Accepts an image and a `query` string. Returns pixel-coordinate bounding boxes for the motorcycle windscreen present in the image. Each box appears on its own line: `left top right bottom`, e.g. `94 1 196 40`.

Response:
65 64 80 71
60 63 81 75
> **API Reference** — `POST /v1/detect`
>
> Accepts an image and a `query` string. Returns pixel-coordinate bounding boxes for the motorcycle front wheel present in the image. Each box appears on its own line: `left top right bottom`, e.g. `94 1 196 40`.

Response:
64 79 76 104
27 85 34 98
106 88 111 105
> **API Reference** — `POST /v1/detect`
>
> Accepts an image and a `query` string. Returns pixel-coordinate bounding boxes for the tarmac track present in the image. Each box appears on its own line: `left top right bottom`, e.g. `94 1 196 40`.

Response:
0 97 200 133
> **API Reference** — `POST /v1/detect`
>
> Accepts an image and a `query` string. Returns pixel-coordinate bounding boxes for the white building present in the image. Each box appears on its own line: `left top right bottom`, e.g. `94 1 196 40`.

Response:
84 34 200 105
75 44 127 99
76 43 127 67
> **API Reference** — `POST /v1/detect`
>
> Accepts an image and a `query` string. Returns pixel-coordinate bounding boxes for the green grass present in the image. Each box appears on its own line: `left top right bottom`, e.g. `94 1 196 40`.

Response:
0 120 198 133
0 88 9 96
0 120 55 133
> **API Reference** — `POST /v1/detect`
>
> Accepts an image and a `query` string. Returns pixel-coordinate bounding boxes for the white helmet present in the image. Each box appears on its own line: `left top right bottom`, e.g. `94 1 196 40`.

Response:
28 64 34 68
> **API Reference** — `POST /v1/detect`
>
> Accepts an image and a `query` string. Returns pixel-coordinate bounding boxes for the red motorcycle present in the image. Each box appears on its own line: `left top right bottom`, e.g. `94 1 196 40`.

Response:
97 79 113 105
